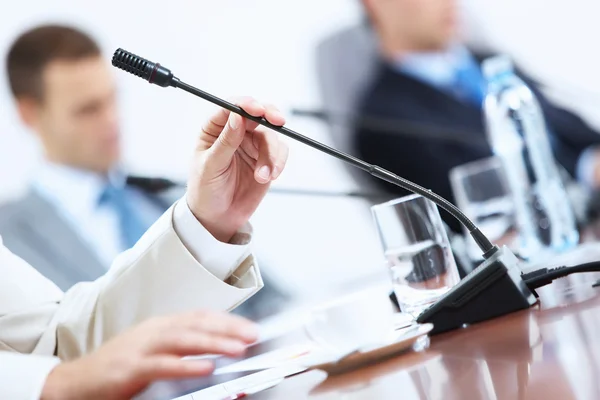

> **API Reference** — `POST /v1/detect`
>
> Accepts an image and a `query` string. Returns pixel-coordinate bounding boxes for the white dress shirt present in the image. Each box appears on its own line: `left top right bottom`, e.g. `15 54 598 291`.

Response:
0 196 254 399
32 161 165 267
393 44 474 92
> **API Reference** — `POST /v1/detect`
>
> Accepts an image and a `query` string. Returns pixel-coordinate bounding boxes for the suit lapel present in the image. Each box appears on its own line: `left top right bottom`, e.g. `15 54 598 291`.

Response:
387 63 482 116
18 192 107 284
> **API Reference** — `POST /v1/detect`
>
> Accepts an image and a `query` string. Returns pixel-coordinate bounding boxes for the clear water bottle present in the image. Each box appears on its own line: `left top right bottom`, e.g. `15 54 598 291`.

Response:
482 55 579 257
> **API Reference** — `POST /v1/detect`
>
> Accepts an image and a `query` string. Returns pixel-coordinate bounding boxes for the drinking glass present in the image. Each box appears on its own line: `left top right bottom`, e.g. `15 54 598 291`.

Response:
371 194 461 317
450 157 516 260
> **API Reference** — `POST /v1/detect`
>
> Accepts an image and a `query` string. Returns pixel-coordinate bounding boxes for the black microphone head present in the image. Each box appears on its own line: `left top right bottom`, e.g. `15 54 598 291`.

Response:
112 48 175 87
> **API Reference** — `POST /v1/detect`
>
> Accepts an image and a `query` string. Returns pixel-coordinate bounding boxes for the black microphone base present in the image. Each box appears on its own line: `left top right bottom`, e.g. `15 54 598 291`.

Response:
414 247 537 335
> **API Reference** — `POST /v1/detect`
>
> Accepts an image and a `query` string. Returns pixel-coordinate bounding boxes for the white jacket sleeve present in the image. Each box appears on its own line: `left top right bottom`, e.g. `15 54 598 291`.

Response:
0 352 60 400
0 198 263 399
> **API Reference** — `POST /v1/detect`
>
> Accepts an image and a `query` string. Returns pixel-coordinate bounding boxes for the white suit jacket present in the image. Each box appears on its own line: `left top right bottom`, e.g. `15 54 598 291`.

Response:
0 199 263 399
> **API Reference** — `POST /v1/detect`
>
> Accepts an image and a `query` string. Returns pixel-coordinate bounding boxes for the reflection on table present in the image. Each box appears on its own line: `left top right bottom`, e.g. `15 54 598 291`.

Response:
252 257 600 399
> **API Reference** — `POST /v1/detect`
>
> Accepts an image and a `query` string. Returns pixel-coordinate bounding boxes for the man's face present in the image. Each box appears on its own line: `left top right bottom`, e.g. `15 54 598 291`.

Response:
23 56 120 173
367 0 458 51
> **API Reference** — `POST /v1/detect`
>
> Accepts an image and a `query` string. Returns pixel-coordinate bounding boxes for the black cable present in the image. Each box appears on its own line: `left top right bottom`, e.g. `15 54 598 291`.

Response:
125 176 391 201
522 261 600 290
291 108 489 148
267 187 390 200
111 48 498 258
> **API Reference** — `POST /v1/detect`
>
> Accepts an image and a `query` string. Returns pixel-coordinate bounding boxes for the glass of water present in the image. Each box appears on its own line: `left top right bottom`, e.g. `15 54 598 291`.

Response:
450 157 516 260
371 194 461 317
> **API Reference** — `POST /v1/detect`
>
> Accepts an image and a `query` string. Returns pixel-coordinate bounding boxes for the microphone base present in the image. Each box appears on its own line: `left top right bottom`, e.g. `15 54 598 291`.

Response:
414 246 537 335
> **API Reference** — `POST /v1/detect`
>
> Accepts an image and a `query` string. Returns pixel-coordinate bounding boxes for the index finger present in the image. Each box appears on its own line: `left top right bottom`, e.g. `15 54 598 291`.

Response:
189 310 259 343
202 97 265 138
242 103 286 134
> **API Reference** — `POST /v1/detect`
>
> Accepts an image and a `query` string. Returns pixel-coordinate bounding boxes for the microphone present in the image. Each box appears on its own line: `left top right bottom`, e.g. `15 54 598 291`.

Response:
112 48 496 258
112 49 174 87
112 48 546 334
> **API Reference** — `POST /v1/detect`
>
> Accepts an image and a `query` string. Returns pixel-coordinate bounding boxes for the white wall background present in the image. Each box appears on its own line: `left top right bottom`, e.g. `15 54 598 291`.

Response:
461 0 600 128
1 0 599 299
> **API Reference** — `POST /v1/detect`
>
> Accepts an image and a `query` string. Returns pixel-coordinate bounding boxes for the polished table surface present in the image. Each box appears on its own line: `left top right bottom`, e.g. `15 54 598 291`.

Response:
253 269 600 400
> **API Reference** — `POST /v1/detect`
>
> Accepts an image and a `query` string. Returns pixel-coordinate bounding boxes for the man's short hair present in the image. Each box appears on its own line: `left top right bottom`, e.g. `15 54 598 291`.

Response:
6 25 101 101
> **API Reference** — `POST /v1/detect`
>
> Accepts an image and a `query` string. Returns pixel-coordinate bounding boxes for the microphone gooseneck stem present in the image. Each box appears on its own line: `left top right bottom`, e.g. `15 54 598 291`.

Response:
175 79 496 257
113 49 497 258
175 79 373 166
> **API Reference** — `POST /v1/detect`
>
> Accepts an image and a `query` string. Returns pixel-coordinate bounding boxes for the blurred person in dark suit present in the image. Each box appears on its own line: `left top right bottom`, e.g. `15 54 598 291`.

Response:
354 0 600 230
0 25 285 318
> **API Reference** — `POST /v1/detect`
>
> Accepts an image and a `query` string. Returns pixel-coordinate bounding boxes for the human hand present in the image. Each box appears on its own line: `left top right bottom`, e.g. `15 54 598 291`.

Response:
186 97 288 242
41 310 258 400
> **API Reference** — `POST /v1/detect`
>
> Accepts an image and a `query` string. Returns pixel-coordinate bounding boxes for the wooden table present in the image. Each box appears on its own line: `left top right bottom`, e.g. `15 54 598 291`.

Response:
254 270 600 399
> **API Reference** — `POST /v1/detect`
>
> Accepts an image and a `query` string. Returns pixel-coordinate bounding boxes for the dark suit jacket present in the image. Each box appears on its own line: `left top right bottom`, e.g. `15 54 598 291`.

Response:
354 55 600 231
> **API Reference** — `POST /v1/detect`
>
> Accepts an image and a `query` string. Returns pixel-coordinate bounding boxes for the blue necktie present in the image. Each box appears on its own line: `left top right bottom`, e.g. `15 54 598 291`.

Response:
99 184 148 249
452 61 485 106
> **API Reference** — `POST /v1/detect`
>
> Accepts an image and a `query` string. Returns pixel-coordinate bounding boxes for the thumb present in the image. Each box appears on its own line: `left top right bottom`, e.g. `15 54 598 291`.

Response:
210 113 245 162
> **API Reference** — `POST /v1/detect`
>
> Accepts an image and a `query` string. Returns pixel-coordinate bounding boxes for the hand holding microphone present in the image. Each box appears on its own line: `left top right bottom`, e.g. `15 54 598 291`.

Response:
187 97 289 242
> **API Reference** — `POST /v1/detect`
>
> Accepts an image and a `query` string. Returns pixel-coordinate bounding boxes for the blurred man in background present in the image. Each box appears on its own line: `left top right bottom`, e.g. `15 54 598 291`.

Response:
354 0 600 230
1 25 172 289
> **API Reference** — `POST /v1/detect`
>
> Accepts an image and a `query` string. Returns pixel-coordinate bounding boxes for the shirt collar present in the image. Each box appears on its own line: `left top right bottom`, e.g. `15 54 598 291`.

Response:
32 160 126 218
392 44 474 88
